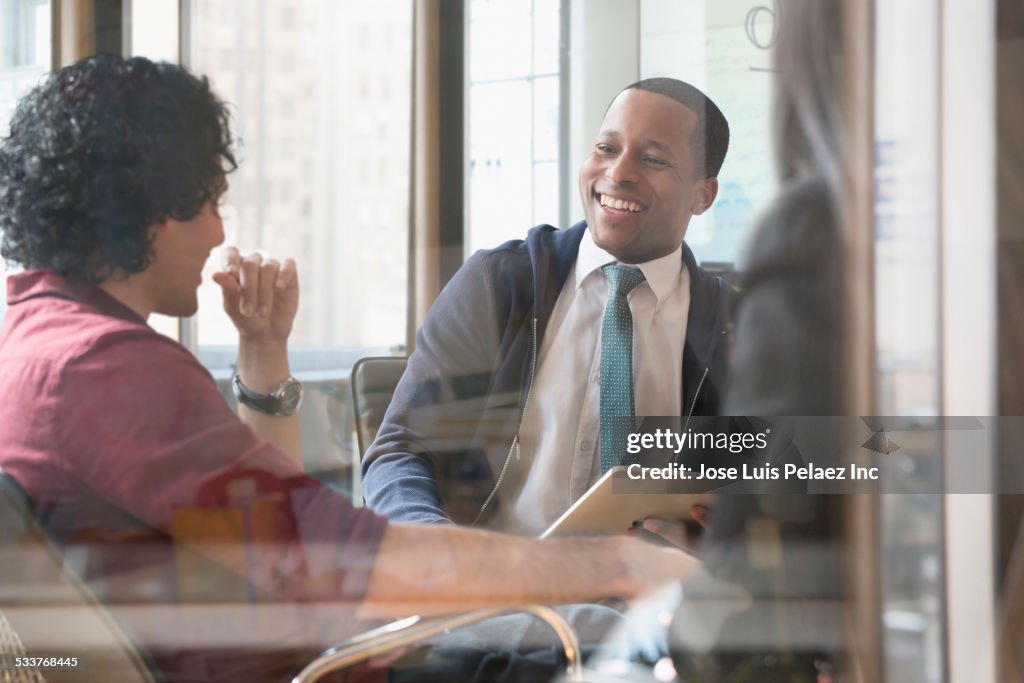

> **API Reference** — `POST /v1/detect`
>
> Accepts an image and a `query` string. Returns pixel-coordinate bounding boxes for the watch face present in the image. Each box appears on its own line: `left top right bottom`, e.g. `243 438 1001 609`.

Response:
278 379 304 415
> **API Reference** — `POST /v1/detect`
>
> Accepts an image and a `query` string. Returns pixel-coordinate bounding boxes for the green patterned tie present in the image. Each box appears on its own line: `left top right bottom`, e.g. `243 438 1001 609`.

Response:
600 264 646 474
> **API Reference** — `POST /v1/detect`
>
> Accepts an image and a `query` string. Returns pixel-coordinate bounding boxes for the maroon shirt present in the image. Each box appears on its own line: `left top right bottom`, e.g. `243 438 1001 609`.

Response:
0 270 389 680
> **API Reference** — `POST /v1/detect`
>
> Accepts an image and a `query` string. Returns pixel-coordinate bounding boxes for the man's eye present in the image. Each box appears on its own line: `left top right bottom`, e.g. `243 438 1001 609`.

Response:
644 156 666 165
595 143 615 154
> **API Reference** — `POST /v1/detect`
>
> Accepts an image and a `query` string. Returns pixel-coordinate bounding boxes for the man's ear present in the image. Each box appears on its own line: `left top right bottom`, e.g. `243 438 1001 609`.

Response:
691 177 719 216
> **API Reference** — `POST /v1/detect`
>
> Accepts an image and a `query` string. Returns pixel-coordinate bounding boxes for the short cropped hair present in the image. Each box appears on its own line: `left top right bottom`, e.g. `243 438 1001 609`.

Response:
0 54 236 282
621 77 730 179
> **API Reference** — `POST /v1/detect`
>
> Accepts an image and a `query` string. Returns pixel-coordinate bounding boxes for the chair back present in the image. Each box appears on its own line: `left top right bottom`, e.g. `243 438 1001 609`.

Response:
350 356 409 460
0 468 155 682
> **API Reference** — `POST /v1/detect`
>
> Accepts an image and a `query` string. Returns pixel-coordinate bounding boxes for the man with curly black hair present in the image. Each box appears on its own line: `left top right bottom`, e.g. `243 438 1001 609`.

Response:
0 55 696 682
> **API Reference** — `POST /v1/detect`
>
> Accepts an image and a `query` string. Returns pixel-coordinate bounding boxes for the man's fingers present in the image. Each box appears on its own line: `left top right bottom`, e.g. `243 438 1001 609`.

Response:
211 270 238 292
275 259 299 311
691 504 710 528
640 517 693 551
215 247 296 330
257 259 280 317
220 245 242 276
238 251 264 317
641 517 683 538
276 258 298 292
211 271 241 314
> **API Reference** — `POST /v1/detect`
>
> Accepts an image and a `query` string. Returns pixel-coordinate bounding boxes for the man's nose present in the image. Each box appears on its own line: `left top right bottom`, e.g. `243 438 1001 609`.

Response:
606 153 639 184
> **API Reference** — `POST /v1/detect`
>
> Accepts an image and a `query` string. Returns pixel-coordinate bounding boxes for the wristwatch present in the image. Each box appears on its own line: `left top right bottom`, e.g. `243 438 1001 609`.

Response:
232 373 304 417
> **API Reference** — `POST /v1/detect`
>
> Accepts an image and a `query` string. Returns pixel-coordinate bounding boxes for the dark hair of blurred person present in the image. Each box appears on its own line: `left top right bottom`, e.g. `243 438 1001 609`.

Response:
771 1 843 197
727 0 843 419
673 1 848 680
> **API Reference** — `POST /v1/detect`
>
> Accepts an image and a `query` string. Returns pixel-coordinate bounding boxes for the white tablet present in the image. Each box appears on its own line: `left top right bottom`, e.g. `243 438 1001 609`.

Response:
539 466 713 539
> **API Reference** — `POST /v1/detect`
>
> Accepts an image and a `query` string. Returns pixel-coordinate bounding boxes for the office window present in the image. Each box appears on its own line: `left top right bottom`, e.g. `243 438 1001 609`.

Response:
0 0 51 327
467 0 562 253
639 0 777 270
190 0 411 349
466 0 773 272
188 0 412 490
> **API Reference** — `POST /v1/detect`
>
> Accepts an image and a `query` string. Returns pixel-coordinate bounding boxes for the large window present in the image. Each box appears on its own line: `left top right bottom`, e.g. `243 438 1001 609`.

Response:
189 0 411 350
0 0 50 326
187 0 413 491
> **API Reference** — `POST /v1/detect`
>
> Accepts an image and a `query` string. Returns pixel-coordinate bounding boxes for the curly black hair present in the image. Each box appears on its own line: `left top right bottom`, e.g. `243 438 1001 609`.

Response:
0 54 236 282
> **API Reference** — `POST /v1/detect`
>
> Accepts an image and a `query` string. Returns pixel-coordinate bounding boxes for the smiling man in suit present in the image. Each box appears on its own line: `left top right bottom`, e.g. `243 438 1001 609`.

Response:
363 78 733 537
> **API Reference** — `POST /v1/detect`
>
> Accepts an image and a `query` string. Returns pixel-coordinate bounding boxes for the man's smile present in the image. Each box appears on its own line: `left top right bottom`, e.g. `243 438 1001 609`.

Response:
596 192 646 214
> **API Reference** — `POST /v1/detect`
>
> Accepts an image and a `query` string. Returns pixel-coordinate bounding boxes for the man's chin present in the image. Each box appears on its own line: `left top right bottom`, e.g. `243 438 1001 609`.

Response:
590 224 641 264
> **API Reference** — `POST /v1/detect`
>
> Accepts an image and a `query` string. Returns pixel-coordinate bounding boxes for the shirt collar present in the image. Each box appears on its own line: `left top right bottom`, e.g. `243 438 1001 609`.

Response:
575 227 685 305
6 269 146 324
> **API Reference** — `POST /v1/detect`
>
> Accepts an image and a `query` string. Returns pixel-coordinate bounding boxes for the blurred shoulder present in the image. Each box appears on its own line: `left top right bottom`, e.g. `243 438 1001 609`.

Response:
743 176 839 275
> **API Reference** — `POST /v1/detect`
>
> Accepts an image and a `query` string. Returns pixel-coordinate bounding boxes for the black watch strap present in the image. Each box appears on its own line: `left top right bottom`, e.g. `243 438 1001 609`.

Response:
231 373 303 417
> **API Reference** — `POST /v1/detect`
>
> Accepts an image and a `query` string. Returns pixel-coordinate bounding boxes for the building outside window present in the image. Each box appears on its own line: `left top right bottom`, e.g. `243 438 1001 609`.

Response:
0 0 50 327
187 0 413 492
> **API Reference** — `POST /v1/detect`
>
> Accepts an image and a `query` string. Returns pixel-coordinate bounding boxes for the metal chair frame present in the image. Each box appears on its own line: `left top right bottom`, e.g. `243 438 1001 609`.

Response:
292 605 583 682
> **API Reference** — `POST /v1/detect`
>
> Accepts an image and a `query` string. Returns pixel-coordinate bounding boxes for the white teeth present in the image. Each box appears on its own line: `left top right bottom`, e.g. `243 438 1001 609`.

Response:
599 194 642 212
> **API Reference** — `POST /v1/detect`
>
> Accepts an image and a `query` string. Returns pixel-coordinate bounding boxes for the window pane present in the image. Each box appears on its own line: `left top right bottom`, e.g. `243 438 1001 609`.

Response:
469 0 533 82
532 160 559 227
189 0 412 488
533 74 559 161
191 0 410 350
469 79 533 251
532 0 561 75
0 0 51 328
468 0 563 254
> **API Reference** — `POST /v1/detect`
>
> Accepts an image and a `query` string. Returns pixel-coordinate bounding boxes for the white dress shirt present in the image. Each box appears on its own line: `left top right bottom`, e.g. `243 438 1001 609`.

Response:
497 228 690 535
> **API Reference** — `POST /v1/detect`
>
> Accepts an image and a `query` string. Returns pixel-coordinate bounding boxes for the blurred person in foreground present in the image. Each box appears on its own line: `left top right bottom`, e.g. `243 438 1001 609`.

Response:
690 0 847 675
0 54 695 683
591 1 849 680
